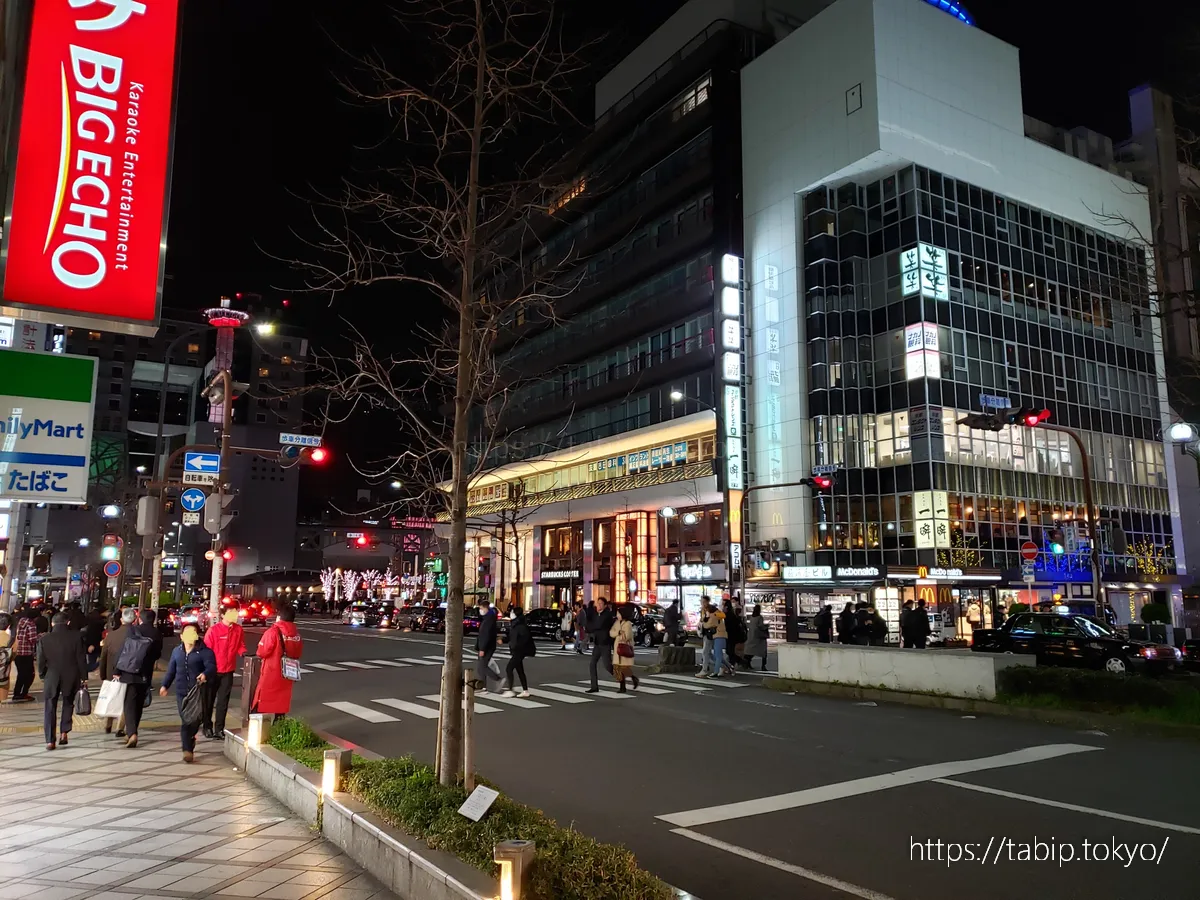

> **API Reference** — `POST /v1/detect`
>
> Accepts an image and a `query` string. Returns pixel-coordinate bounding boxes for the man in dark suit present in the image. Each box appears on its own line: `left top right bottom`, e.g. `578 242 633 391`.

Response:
473 600 500 693
37 613 88 750
586 596 616 693
116 609 163 748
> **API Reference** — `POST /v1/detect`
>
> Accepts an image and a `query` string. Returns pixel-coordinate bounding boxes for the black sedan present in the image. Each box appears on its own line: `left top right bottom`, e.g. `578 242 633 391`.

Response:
634 608 667 648
971 612 1180 675
1183 638 1200 673
416 607 447 633
500 607 564 642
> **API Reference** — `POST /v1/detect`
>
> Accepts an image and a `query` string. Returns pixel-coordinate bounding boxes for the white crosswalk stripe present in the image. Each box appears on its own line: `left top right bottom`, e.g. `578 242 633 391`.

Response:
401 657 442 665
372 698 440 719
338 661 381 669
309 663 344 671
523 688 593 704
475 693 549 709
324 701 398 723
366 659 411 668
651 673 747 689
298 667 314 675
418 694 501 713
581 680 673 695
542 682 632 699
638 677 711 692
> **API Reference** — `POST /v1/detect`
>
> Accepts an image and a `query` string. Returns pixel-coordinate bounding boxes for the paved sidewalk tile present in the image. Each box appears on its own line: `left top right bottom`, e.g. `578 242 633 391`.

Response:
0 729 397 900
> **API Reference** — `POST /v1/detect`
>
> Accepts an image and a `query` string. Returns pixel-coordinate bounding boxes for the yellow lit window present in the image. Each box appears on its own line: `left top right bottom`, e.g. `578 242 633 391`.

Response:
280 355 293 365
88 331 102 340
258 367 270 377
187 343 200 353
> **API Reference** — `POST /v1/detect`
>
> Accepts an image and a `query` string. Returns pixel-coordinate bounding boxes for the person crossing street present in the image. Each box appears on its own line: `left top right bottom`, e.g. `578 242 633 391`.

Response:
585 596 615 693
502 605 536 699
474 599 501 693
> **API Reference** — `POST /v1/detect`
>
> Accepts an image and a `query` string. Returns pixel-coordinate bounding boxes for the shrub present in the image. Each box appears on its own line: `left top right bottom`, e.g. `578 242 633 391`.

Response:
996 666 1200 726
1140 602 1170 624
265 721 673 900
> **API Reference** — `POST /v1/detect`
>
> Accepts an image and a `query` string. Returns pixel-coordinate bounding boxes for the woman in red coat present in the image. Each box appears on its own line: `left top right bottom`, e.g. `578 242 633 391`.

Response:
253 605 303 718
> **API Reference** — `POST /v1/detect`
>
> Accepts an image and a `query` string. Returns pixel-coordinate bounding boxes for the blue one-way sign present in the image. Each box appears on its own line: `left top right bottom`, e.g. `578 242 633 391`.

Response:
184 452 220 472
180 488 207 512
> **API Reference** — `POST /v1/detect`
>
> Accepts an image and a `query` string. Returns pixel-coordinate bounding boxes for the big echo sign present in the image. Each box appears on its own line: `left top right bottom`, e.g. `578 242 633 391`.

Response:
0 0 183 334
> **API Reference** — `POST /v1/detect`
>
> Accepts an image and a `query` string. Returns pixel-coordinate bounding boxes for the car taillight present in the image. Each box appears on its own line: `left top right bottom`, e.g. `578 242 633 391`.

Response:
1139 647 1153 658
238 609 247 617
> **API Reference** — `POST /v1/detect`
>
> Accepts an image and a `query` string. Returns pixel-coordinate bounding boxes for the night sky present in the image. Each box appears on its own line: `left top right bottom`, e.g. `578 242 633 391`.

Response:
161 0 1196 502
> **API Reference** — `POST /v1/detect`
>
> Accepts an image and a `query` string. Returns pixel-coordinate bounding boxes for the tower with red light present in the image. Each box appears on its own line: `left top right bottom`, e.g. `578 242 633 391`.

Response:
201 295 250 424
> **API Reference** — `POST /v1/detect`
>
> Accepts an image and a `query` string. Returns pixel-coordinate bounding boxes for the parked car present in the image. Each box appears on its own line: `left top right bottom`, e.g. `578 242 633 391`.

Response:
342 602 384 628
393 604 426 630
971 612 1181 675
633 607 667 648
176 605 211 633
499 606 562 643
156 604 179 637
1182 638 1200 673
239 599 274 626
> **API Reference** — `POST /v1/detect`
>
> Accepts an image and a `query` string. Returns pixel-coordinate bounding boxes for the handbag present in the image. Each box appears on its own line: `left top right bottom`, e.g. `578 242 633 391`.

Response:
74 682 92 716
94 680 127 718
181 683 204 727
281 656 302 682
616 642 634 659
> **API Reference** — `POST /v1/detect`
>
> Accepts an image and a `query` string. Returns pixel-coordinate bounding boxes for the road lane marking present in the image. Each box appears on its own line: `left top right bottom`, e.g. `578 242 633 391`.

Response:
308 663 345 671
323 701 398 723
542 682 632 699
933 778 1200 835
639 678 712 692
669 828 897 900
366 659 411 668
649 673 747 689
338 661 381 669
523 688 592 704
580 680 673 695
401 658 441 666
478 694 550 709
656 743 1101 827
371 698 441 719
417 694 501 713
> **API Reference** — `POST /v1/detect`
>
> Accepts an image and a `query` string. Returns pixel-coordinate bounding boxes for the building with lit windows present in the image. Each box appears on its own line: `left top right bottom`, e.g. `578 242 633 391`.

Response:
740 0 1185 635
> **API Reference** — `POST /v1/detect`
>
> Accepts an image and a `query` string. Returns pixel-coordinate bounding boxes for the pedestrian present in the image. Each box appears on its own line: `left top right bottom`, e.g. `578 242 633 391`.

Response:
611 603 640 693
0 614 12 704
559 604 573 651
37 613 88 750
913 599 932 649
66 602 86 632
723 599 745 669
899 600 915 648
574 601 590 654
84 605 106 672
663 601 681 646
32 604 50 636
696 599 716 677
203 606 247 739
10 609 39 702
815 603 834 643
836 602 855 644
709 602 733 677
502 605 535 699
585 596 615 693
252 605 303 720
100 607 137 736
868 605 889 646
115 608 164 748
159 625 216 762
744 604 770 671
473 599 500 694
852 601 873 646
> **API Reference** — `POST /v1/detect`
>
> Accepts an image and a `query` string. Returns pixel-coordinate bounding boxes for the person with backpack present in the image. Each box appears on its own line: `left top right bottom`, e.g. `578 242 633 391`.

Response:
252 605 303 720
502 605 536 699
159 625 216 763
115 608 163 748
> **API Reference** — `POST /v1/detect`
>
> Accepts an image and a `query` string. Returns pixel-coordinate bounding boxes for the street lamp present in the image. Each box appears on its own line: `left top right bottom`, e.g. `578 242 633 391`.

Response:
659 506 677 518
669 389 684 402
255 321 276 336
135 465 147 474
1166 422 1199 444
99 504 121 519
78 538 90 547
390 480 402 489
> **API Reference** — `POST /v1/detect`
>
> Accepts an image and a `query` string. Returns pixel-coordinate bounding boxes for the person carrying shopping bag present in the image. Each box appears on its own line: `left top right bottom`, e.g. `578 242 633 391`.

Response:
611 603 640 693
159 626 216 763
252 605 303 720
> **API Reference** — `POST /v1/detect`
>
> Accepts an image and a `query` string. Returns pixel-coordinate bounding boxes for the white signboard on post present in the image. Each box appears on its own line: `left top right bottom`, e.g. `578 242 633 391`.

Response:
0 349 96 504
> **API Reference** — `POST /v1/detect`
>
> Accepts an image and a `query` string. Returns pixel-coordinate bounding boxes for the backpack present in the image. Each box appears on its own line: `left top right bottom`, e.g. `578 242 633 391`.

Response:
116 632 153 675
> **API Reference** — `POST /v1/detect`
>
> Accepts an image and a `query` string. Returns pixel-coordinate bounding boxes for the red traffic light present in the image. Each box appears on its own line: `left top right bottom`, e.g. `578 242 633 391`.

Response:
1021 408 1052 427
221 549 234 561
812 475 833 490
309 447 329 463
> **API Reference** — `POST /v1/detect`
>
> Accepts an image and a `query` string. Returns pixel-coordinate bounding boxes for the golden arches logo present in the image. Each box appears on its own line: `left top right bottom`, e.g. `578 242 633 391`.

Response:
771 512 784 527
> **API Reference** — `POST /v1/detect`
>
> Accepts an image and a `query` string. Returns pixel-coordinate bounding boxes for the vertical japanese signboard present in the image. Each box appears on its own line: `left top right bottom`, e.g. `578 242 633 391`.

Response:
0 349 97 504
0 0 183 335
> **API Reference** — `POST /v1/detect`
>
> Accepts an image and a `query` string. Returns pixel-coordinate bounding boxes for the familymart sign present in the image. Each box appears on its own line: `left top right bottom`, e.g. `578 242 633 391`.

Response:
0 350 97 504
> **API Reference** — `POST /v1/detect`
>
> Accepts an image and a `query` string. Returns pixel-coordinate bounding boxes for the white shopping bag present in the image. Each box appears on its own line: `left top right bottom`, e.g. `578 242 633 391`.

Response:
94 680 127 719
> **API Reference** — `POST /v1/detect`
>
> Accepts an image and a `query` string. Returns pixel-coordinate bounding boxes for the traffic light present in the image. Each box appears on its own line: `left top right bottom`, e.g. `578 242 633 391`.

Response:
1046 527 1065 555
801 475 835 490
1007 407 1051 428
221 548 234 561
279 445 330 466
958 412 1005 431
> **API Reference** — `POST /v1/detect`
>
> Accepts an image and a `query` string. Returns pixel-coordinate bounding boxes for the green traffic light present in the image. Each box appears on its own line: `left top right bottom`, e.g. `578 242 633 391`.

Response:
1050 542 1065 555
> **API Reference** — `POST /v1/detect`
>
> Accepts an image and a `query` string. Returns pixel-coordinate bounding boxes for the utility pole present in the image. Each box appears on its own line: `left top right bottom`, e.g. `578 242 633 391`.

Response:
207 369 235 617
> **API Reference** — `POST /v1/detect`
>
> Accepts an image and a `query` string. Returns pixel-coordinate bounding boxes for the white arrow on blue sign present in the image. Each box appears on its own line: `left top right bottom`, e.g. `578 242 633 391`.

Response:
184 452 220 472
179 488 207 512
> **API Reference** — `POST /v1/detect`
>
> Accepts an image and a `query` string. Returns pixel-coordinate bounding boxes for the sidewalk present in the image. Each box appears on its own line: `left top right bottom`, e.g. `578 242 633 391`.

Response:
0 671 180 735
0 726 397 900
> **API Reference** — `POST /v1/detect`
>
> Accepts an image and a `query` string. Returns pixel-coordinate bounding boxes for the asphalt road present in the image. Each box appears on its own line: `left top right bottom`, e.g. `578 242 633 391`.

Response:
241 618 1200 900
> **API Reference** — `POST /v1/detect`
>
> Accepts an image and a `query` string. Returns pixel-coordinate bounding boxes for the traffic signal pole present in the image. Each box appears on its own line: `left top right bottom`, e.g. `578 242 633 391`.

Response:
1039 421 1104 614
209 369 234 618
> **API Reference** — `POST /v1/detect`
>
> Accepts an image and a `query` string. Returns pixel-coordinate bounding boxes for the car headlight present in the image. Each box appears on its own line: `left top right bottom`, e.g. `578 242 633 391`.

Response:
655 623 665 631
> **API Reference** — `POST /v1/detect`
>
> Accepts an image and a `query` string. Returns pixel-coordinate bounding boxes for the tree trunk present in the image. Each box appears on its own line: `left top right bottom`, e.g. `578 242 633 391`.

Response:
437 0 487 787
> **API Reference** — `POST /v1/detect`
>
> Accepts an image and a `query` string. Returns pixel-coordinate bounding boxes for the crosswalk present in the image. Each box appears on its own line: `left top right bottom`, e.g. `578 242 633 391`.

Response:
293 649 602 676
320 669 747 724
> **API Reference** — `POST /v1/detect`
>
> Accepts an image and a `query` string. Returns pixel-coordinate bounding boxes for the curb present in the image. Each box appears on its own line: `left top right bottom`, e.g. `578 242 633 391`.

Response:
764 677 1200 740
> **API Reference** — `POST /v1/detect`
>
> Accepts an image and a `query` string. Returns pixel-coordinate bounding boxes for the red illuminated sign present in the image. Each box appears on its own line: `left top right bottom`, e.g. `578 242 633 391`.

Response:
1 0 181 334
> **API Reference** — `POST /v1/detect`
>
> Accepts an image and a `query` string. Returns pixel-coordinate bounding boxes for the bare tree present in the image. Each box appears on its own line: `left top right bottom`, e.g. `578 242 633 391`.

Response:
284 0 589 785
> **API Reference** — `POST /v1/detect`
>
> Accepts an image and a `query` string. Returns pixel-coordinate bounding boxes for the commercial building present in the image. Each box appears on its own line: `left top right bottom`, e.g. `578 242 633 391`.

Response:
467 0 1186 639
740 0 1184 636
